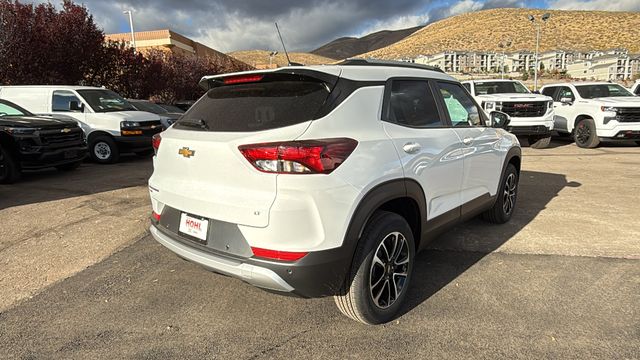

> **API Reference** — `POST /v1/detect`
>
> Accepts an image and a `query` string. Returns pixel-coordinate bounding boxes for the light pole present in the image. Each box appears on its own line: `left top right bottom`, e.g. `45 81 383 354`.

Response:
269 51 278 66
123 10 136 52
528 13 550 91
498 39 512 80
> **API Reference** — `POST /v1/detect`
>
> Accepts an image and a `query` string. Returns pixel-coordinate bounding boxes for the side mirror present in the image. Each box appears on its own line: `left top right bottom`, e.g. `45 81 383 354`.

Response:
560 97 573 105
490 111 511 129
69 101 84 112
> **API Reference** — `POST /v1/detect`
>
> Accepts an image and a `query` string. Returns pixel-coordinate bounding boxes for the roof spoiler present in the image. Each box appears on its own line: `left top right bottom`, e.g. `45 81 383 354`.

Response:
199 68 341 91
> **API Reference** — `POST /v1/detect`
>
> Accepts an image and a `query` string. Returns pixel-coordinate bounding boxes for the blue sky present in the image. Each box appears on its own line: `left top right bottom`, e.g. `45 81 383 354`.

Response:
26 0 640 52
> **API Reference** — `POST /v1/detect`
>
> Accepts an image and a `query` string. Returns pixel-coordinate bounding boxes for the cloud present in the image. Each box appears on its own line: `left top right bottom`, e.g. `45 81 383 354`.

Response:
546 0 640 11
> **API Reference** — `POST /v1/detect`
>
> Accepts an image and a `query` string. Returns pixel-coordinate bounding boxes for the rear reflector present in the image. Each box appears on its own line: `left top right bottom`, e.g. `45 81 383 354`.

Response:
239 138 357 174
251 247 308 261
152 133 161 155
152 211 161 221
224 74 264 85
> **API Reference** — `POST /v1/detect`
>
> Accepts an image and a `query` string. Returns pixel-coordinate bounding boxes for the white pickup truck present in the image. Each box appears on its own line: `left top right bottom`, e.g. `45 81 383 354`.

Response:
630 80 640 96
462 80 554 148
0 86 163 163
540 82 640 148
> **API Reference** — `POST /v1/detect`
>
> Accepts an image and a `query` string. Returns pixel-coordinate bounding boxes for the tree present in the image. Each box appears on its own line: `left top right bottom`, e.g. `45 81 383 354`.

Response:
521 70 529 81
0 0 104 85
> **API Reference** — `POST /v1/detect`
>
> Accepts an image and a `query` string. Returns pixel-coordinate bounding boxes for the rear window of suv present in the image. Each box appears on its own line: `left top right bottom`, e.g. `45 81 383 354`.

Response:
175 74 331 132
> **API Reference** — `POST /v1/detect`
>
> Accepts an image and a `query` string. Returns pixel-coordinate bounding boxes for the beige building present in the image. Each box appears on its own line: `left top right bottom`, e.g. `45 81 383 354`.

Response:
567 54 640 80
538 50 575 71
504 51 535 73
105 29 227 59
414 51 468 73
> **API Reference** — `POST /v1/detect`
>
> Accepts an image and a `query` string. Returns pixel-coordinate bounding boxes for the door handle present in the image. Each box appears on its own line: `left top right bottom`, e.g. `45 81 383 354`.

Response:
402 142 421 154
462 137 473 145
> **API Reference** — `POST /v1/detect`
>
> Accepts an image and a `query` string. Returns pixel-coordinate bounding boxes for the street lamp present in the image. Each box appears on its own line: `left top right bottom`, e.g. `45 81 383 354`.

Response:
528 13 551 91
269 51 278 66
123 10 136 52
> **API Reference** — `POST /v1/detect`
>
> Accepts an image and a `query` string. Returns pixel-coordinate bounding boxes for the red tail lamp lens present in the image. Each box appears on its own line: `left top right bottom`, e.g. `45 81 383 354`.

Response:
251 247 308 261
239 138 357 174
152 133 161 154
152 211 161 221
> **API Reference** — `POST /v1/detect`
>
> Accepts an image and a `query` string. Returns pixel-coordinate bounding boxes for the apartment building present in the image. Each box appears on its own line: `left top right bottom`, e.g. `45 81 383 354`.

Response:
538 50 575 71
414 51 468 73
567 54 640 80
504 51 536 73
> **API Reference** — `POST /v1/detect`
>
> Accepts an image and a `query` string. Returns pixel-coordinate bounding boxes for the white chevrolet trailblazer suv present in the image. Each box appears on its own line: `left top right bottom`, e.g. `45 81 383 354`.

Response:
462 79 554 148
148 59 522 324
541 82 640 148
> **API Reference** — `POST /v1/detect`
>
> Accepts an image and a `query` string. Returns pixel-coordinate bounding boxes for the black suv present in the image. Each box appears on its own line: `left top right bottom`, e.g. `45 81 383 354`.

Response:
0 99 87 183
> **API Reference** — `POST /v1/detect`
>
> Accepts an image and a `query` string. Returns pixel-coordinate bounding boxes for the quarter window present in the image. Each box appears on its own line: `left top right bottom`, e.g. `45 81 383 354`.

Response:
52 91 82 112
387 80 443 128
437 82 482 127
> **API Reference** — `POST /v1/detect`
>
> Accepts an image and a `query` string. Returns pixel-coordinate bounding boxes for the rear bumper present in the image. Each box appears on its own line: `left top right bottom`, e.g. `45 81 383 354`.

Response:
150 220 351 298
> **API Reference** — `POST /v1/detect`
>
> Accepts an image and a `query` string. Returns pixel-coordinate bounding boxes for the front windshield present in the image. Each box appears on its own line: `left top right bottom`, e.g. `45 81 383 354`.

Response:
474 81 530 95
0 100 31 117
76 89 137 113
575 84 634 99
131 101 168 114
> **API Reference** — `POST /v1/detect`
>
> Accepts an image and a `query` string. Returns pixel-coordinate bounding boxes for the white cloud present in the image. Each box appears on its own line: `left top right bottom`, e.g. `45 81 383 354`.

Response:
356 14 430 37
547 0 640 11
447 0 484 17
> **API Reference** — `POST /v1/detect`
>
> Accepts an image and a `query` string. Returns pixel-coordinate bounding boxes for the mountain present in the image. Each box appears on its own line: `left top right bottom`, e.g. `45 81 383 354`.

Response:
227 50 336 67
311 26 423 60
362 8 640 59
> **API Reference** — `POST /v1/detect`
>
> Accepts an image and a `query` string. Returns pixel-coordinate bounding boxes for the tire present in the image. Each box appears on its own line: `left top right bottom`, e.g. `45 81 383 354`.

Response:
482 163 518 224
635 141 640 146
55 161 82 171
89 136 119 164
0 144 21 184
528 135 551 149
334 211 416 325
574 118 600 148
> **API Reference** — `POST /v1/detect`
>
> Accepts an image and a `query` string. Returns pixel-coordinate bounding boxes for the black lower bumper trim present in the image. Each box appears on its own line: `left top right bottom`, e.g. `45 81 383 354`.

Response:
507 125 551 136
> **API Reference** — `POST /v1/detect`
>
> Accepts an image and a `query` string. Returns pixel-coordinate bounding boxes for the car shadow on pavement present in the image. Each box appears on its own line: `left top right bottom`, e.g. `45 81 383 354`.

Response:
0 155 153 210
398 170 582 318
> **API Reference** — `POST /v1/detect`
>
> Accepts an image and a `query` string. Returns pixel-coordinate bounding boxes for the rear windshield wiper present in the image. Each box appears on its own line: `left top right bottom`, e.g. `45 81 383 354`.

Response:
178 118 209 130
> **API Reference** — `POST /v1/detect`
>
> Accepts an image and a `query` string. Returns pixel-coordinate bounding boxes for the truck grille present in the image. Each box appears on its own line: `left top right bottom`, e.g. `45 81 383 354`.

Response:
500 101 547 118
40 127 84 147
615 107 640 123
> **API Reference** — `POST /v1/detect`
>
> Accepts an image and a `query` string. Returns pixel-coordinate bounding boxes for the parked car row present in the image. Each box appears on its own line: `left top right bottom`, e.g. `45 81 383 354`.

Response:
0 86 190 183
462 79 640 148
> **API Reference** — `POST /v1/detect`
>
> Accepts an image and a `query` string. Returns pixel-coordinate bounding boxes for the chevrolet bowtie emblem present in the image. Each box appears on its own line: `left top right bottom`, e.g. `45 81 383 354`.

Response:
178 147 195 158
61 128 71 133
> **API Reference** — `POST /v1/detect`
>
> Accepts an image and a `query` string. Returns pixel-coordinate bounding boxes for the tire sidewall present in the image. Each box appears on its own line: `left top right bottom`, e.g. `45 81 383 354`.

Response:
575 119 598 148
351 212 416 324
495 164 519 223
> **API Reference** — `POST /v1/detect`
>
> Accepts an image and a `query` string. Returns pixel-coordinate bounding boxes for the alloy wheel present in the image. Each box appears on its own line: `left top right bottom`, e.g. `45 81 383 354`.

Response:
502 173 517 215
369 231 410 309
576 122 591 145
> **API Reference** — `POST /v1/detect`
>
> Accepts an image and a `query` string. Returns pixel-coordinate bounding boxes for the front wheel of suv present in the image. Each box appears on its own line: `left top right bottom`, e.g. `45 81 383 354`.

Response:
482 163 518 224
334 211 415 325
574 118 600 148
528 135 551 149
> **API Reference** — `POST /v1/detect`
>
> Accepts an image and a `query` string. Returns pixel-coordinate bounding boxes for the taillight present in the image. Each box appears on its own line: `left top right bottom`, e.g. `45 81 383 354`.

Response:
238 138 357 174
251 247 308 261
151 211 160 221
152 133 161 155
224 74 264 85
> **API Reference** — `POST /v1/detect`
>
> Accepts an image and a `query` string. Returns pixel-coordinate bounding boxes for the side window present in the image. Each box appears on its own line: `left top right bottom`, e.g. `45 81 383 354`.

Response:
0 103 25 116
557 87 575 102
635 86 640 96
52 90 82 112
387 80 443 128
437 82 482 127
541 87 557 99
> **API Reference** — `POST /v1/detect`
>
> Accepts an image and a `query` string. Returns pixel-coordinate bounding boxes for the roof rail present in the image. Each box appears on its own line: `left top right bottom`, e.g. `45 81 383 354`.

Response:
338 58 445 73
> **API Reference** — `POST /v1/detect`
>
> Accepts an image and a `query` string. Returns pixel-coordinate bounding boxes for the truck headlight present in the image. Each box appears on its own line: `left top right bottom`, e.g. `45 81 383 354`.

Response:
121 121 141 128
484 101 496 110
600 106 617 113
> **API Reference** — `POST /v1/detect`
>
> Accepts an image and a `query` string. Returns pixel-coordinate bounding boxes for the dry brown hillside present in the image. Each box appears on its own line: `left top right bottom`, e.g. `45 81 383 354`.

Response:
228 50 335 67
364 8 640 59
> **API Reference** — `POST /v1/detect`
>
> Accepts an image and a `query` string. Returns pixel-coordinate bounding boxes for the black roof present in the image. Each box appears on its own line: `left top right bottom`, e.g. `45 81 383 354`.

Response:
338 58 445 73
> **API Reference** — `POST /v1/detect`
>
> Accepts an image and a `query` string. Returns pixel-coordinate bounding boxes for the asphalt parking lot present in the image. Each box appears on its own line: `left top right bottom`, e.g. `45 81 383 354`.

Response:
1 139 639 359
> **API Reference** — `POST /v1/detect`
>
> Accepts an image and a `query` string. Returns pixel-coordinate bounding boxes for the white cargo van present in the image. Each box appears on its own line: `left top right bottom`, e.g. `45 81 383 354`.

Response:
0 86 163 163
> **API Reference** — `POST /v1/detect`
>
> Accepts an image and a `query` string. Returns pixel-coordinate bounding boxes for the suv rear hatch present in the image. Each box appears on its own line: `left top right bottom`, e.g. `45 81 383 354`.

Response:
149 69 341 228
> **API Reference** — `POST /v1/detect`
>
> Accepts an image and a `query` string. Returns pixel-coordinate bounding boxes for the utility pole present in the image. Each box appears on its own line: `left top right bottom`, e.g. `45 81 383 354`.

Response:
123 10 136 52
